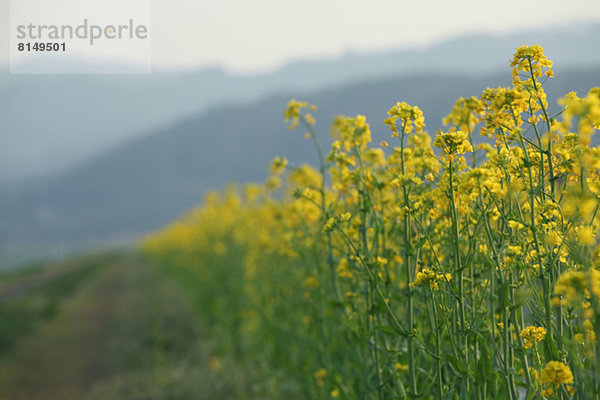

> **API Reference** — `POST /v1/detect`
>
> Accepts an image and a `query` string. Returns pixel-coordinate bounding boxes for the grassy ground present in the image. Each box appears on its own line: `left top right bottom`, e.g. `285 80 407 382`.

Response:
0 252 257 400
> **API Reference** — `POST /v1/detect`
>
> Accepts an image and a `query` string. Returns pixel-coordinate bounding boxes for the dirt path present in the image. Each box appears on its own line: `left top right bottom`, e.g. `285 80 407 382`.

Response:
0 255 100 305
0 253 207 400
0 257 124 399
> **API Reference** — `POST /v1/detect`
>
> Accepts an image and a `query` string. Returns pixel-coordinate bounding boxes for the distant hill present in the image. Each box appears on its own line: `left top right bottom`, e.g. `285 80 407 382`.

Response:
1 66 598 245
1 22 599 185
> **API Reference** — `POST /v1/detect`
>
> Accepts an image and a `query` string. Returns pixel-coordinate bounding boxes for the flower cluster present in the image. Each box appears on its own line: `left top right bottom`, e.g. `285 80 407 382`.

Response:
284 99 316 130
432 129 473 157
520 326 546 349
539 361 573 385
409 268 452 290
510 43 553 87
384 101 425 136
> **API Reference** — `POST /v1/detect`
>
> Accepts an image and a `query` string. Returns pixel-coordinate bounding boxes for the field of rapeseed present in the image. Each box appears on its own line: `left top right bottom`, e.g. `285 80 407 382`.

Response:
143 46 600 399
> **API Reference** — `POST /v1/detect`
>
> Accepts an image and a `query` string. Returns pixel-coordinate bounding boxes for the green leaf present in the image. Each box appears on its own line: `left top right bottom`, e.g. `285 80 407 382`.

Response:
375 325 400 336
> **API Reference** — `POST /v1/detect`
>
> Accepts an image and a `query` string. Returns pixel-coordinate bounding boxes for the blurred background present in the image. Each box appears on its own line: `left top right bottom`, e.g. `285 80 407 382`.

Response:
0 0 599 398
0 0 599 268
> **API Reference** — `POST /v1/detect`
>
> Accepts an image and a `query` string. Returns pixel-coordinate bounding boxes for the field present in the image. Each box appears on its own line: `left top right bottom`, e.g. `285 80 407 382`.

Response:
2 45 600 399
143 46 600 399
0 252 276 399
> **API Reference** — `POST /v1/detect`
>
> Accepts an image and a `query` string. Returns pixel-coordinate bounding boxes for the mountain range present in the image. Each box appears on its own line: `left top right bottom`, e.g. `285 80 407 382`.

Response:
0 22 599 267
1 66 598 244
1 22 599 184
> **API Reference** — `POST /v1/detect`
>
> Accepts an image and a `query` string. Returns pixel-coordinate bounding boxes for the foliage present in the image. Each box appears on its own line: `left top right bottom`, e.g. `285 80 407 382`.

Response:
143 45 600 399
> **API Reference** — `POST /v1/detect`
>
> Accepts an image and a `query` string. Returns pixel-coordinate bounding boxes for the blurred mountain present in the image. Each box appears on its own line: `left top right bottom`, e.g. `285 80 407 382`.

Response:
1 65 598 245
1 22 599 185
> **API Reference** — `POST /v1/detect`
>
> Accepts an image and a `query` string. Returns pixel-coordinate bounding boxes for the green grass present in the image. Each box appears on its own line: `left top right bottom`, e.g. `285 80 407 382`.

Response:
0 251 285 400
0 254 115 355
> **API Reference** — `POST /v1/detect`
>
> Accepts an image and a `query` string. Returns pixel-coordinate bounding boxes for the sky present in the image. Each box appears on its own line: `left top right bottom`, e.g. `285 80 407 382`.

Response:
1 0 600 74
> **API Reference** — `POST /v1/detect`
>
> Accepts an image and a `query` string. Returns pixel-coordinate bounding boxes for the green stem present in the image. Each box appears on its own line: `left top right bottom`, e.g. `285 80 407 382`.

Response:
448 160 468 393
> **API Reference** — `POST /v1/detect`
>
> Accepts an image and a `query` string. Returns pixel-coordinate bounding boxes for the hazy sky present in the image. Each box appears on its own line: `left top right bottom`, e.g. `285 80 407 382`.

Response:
1 0 600 74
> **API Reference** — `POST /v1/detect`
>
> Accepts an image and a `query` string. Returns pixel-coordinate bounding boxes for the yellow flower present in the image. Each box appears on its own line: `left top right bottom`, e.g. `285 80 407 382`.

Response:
322 213 351 233
314 368 327 387
337 258 353 279
322 217 337 233
508 220 525 230
208 356 221 372
510 44 553 87
432 129 473 162
539 361 574 385
410 268 452 290
303 276 320 290
384 102 425 135
284 99 317 130
395 363 409 371
520 326 546 349
553 269 600 307
270 156 288 175
340 212 352 222
576 226 595 245
443 96 484 132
